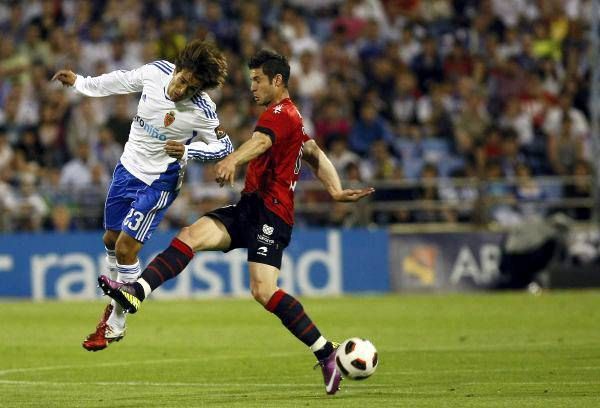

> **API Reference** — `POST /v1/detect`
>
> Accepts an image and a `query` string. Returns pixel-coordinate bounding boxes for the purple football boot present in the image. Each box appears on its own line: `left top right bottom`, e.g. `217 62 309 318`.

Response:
316 342 342 395
98 275 142 314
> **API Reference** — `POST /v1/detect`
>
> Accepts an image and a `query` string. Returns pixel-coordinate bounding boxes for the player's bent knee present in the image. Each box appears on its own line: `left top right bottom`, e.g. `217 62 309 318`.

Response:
103 230 119 249
114 234 142 264
177 226 200 249
250 284 277 306
115 246 137 264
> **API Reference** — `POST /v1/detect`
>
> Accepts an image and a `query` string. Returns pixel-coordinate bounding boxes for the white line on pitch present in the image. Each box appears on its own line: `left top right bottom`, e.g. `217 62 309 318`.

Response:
0 352 299 376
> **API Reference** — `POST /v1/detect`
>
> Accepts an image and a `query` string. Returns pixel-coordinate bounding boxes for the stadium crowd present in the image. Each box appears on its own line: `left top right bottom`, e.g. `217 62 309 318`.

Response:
0 0 596 232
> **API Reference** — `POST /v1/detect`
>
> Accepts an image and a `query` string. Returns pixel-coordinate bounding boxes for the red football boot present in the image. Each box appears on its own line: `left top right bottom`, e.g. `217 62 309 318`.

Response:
82 304 125 351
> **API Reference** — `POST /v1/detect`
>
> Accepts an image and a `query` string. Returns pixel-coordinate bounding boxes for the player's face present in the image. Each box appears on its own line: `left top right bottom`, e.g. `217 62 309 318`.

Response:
167 69 202 102
250 68 275 106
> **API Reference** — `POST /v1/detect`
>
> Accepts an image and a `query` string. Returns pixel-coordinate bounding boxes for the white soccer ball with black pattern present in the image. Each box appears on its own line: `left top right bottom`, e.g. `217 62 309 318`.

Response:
335 338 378 379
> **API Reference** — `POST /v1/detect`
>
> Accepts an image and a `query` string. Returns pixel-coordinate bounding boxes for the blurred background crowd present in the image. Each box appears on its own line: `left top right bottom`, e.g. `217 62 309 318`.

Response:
0 0 597 232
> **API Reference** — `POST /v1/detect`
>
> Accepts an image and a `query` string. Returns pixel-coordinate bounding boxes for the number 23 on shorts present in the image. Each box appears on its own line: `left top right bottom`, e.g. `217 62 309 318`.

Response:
124 208 145 231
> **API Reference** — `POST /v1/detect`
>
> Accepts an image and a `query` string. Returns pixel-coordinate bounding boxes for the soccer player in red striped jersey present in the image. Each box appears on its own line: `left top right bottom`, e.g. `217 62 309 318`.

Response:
99 49 374 395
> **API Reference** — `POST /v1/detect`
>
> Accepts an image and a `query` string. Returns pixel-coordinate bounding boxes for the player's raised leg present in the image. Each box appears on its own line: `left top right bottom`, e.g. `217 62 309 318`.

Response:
98 216 231 312
249 262 342 395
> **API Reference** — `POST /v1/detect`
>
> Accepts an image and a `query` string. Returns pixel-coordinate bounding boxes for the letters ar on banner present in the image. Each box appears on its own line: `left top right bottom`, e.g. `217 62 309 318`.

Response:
390 233 505 291
0 229 389 299
390 229 600 291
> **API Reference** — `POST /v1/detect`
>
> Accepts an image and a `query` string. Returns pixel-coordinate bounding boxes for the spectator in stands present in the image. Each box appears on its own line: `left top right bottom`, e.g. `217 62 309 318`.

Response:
547 116 585 176
66 97 105 156
454 88 489 156
498 96 534 147
416 82 454 145
413 163 444 223
45 204 75 232
480 126 504 166
563 159 593 221
93 126 122 175
410 36 444 93
544 93 589 142
348 103 394 157
326 135 360 177
514 162 545 219
397 24 421 65
59 142 94 191
105 95 135 147
14 126 43 166
392 69 420 129
0 128 14 173
73 163 109 229
289 49 326 103
314 99 352 147
0 170 18 230
439 165 479 223
372 166 414 225
80 21 112 75
360 139 398 182
443 41 473 82
14 173 48 231
499 128 527 179
484 160 520 226
37 103 66 168
344 161 364 183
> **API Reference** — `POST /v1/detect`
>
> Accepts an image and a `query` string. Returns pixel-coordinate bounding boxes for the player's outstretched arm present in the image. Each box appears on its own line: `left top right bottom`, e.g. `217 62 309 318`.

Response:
214 131 272 187
52 67 145 96
302 139 374 202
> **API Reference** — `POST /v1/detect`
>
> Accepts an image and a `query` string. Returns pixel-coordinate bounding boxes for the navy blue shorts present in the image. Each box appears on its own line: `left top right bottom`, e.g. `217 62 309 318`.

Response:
205 193 292 269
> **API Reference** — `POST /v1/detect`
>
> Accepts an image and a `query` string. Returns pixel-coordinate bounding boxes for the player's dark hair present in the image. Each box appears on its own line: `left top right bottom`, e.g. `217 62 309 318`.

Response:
248 49 290 87
175 40 227 90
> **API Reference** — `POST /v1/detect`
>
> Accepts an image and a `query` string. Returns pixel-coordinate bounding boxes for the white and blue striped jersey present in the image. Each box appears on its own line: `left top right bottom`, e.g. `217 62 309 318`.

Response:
73 60 233 191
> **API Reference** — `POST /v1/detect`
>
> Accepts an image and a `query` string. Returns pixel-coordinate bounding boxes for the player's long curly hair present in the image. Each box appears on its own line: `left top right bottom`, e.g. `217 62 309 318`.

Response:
175 40 228 90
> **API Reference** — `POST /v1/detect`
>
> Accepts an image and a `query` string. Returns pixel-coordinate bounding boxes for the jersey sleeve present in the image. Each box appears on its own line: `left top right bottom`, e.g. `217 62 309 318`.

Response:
301 125 311 143
255 109 289 143
73 66 145 96
185 134 234 162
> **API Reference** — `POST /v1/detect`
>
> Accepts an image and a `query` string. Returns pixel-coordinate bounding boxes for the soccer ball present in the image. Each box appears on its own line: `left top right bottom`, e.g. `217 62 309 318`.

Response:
335 337 378 380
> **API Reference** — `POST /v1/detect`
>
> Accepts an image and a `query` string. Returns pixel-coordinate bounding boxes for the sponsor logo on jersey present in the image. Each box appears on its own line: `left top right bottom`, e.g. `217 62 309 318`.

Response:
262 224 274 235
164 111 175 127
134 115 168 141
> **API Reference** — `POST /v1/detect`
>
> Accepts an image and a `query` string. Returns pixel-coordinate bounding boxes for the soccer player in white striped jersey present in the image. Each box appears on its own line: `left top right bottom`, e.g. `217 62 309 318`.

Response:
52 40 233 351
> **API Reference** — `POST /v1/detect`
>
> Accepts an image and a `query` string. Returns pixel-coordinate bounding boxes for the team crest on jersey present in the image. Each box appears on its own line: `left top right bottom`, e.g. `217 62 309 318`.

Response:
262 224 274 235
273 104 283 114
164 111 175 127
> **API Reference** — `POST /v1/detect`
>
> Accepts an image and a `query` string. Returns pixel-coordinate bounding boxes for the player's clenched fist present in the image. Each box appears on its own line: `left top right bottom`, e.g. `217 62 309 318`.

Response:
164 140 185 159
52 70 77 86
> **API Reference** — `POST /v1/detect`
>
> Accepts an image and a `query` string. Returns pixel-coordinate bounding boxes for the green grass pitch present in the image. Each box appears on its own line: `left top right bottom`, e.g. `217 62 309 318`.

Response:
1 291 600 407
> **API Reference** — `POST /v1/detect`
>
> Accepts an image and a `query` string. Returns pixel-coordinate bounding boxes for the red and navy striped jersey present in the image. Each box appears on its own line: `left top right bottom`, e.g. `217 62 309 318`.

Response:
243 98 310 225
